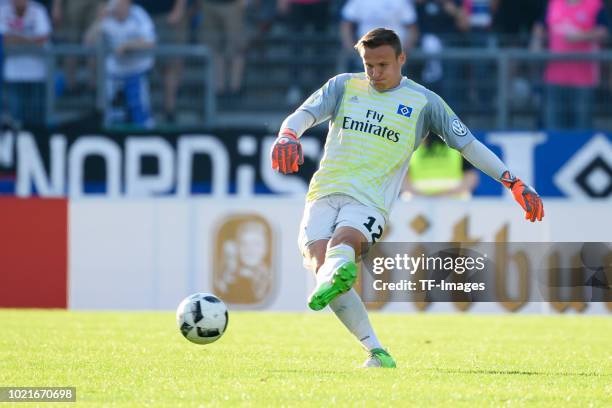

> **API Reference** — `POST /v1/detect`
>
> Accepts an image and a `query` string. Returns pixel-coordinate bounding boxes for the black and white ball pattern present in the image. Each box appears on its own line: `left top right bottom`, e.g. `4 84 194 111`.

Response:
176 293 228 344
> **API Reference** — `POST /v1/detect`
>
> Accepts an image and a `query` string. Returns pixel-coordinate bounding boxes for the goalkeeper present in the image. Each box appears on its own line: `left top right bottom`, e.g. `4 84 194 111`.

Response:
270 28 543 368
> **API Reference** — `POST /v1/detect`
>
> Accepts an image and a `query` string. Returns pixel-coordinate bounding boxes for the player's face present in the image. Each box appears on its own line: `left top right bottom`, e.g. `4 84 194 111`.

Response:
361 45 405 91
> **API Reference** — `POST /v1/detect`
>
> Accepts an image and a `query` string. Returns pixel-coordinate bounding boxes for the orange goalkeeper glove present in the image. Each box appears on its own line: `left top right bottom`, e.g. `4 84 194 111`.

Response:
500 171 544 222
270 128 303 174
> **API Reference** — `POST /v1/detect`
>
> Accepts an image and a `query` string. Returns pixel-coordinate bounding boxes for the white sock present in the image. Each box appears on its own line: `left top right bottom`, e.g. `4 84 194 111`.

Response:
329 288 383 351
316 243 355 284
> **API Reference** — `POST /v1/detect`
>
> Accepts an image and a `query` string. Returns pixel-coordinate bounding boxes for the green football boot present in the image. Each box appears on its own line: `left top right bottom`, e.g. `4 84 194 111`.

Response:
308 261 357 311
363 348 397 368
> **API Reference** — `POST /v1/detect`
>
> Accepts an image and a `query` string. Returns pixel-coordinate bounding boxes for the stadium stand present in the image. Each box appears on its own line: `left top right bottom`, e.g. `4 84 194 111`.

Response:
1 0 611 130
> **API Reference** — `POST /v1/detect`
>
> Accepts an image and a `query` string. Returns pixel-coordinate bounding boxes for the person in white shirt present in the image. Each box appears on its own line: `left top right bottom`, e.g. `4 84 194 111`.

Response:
340 0 418 72
85 0 156 128
0 0 51 127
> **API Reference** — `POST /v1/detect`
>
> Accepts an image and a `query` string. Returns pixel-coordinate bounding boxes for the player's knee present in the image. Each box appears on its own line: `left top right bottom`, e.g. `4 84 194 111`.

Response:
329 227 366 256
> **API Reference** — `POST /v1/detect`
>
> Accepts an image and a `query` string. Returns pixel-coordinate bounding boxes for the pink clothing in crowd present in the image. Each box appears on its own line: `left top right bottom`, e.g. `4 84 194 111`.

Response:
545 0 605 87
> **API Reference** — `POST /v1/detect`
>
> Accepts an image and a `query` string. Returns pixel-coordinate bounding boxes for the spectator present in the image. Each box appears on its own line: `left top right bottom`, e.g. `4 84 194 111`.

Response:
339 0 418 73
491 0 546 113
462 0 495 107
463 0 493 36
196 0 247 97
278 0 332 105
137 0 187 123
0 0 51 127
401 135 479 199
51 1 106 43
51 0 107 91
492 0 546 47
85 0 156 128
31 0 51 14
414 0 468 108
248 0 278 55
531 0 610 130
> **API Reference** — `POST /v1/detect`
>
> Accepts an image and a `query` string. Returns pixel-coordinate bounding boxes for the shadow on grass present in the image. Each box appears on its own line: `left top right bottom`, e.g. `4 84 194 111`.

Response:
437 369 606 377
265 368 607 377
267 369 349 375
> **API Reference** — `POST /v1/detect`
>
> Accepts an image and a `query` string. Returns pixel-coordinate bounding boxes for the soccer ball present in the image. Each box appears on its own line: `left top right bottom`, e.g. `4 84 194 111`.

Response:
176 293 228 344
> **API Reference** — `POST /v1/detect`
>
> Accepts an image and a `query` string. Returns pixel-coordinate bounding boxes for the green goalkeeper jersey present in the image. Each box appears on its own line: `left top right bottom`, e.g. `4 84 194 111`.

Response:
298 73 475 218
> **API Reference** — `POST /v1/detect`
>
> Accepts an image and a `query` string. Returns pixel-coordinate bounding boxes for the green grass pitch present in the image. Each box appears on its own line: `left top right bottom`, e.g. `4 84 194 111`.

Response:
1 310 611 407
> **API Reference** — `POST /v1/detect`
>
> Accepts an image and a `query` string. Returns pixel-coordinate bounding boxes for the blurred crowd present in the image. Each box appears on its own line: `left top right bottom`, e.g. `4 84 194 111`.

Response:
0 0 610 131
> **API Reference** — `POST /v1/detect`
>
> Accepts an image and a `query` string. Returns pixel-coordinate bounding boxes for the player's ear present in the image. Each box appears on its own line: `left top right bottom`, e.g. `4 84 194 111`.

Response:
398 52 406 66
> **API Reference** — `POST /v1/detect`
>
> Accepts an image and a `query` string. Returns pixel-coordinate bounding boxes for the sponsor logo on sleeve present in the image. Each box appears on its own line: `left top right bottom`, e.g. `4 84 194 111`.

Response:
451 119 468 136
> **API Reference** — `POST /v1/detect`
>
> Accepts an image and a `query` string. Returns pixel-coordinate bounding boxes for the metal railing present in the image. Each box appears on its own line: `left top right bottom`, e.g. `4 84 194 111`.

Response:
3 42 612 131
401 48 612 130
2 44 215 128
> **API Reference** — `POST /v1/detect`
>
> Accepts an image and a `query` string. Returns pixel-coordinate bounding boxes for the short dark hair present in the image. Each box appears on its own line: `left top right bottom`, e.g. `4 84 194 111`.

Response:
354 28 403 57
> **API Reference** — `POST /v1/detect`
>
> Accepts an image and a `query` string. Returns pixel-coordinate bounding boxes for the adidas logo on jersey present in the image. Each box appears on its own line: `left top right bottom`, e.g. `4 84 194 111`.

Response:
349 96 359 103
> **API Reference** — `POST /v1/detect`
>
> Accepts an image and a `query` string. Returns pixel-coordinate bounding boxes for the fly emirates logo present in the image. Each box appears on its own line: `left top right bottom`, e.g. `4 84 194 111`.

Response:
341 109 401 143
